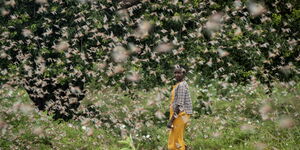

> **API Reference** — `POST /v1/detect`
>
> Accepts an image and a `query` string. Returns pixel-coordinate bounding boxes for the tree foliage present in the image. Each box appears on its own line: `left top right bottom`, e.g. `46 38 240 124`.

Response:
0 0 299 119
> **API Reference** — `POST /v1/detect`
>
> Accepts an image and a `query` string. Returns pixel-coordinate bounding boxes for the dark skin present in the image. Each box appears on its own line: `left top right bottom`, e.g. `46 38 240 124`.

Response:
167 69 185 129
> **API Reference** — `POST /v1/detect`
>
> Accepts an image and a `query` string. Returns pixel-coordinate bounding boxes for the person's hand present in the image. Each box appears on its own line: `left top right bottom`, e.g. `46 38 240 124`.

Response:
167 120 173 129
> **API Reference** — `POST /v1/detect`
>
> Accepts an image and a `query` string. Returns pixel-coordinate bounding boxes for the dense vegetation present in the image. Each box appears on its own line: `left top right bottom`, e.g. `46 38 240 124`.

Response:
0 0 299 149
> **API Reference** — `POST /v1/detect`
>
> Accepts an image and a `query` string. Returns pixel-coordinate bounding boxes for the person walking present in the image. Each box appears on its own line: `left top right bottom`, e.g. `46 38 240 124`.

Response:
167 66 193 150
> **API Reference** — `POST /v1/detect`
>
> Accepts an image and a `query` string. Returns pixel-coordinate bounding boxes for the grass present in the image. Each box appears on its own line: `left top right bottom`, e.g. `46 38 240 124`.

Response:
0 81 299 149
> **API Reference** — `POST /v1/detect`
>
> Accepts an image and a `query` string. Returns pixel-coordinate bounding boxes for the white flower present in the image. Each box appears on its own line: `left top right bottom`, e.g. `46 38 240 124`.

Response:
82 126 87 131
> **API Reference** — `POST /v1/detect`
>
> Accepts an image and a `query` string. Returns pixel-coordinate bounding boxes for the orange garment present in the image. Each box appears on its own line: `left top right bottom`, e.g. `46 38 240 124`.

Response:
168 83 190 150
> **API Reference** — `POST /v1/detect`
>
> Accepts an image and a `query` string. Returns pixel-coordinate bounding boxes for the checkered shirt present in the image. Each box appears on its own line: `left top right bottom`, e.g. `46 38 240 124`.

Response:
173 81 193 114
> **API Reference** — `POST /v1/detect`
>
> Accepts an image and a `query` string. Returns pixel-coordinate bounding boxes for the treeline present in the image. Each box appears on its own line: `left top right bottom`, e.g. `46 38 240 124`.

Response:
0 0 299 119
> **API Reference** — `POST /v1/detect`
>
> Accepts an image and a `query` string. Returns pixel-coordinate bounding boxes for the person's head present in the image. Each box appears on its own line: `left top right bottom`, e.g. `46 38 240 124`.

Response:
174 66 186 82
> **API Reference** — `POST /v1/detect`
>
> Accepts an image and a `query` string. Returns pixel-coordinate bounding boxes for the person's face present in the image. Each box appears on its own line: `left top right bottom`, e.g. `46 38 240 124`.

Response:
174 69 184 82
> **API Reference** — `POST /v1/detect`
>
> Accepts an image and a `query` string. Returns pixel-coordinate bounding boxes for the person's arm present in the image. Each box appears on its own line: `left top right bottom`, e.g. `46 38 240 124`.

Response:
167 105 180 128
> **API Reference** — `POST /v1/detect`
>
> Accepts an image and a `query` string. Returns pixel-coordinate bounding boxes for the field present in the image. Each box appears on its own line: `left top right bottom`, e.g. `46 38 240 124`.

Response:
1 81 299 150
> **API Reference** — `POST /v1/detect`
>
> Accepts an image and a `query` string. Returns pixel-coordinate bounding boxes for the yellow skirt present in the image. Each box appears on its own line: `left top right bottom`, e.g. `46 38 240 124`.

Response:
168 112 190 150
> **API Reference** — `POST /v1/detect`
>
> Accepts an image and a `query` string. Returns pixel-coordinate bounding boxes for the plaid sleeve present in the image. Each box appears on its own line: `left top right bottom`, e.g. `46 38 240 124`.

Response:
174 82 187 110
174 81 193 114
